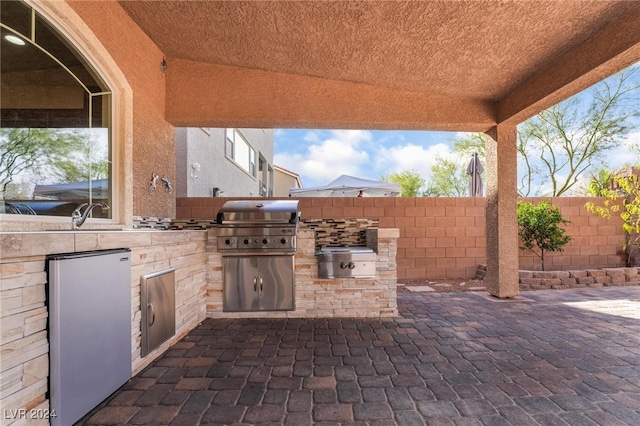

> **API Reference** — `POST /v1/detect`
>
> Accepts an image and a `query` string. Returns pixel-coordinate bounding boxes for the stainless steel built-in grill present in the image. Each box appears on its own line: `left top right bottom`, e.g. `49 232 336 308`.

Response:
216 200 300 312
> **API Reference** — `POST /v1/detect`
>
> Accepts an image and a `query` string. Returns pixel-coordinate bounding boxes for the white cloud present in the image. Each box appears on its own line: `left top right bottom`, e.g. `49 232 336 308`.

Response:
608 131 640 167
377 143 459 180
274 130 371 186
329 129 373 145
303 131 321 143
274 130 472 188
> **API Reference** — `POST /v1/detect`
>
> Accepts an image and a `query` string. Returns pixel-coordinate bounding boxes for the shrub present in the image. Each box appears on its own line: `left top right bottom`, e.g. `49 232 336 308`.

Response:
585 173 640 266
517 200 572 271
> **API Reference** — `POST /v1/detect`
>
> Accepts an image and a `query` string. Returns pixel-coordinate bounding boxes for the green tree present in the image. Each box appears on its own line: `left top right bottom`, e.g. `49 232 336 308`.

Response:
517 200 572 271
425 66 639 197
56 141 109 183
380 169 425 197
423 157 468 196
0 128 82 198
452 132 486 159
425 133 486 197
585 172 640 266
518 66 639 196
586 169 613 196
0 128 89 198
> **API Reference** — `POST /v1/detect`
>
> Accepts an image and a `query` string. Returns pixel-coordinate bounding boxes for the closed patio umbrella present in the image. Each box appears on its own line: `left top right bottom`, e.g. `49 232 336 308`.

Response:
466 153 483 197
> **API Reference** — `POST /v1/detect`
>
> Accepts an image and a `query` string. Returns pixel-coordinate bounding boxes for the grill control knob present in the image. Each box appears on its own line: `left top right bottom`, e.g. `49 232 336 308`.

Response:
224 238 233 245
243 239 250 245
262 238 269 245
280 238 287 245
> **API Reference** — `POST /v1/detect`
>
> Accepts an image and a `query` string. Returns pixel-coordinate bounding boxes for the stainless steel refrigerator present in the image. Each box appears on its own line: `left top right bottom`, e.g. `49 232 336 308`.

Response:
47 248 131 426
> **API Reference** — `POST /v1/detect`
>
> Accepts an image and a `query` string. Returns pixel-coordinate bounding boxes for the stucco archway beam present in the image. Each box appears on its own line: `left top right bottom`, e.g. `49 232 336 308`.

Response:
165 59 497 132
498 6 640 126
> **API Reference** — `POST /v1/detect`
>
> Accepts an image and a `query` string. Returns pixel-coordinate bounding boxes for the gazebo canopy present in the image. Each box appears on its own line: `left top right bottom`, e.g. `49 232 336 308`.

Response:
289 175 400 198
33 179 109 200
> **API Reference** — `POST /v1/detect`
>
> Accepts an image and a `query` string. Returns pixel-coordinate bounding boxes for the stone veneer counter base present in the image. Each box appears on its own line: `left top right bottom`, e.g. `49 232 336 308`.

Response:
205 228 399 319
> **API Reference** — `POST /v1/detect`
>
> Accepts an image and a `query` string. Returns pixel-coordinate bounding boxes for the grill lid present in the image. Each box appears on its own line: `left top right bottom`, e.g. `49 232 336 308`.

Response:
216 200 301 226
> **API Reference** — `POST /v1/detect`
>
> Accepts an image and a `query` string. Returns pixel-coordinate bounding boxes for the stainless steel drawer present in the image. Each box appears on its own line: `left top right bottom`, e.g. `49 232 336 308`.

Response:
317 247 376 279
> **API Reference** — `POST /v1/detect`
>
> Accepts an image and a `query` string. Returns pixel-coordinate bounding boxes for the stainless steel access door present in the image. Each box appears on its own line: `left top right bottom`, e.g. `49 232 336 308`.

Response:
141 268 176 357
258 255 295 310
223 255 294 311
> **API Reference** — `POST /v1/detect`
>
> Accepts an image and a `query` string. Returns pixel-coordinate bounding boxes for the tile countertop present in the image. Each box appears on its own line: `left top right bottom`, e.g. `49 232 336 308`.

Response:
0 229 207 259
0 227 400 259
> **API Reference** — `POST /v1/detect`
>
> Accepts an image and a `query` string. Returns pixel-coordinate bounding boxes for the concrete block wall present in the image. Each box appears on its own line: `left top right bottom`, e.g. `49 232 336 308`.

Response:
177 196 627 280
0 230 208 424
518 197 626 272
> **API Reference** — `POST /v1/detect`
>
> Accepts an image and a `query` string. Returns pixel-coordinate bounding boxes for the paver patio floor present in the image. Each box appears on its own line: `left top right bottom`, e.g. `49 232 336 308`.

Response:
83 287 640 425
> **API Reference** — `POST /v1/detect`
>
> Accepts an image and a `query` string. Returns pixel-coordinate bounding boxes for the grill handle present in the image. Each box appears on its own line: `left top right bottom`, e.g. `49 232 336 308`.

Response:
216 212 299 225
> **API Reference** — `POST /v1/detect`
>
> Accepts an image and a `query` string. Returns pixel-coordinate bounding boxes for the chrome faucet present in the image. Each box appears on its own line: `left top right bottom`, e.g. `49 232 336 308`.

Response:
71 202 109 229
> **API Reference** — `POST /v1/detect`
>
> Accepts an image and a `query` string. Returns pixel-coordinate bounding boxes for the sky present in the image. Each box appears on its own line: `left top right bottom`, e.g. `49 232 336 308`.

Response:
273 128 640 194
274 63 640 195
274 129 470 188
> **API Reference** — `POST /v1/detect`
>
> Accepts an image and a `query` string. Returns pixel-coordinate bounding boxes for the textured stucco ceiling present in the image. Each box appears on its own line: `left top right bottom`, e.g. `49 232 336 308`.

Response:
117 0 640 129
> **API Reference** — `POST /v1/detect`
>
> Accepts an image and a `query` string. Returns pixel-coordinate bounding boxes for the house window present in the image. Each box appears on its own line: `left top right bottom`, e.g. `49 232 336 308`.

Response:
250 150 256 176
225 129 256 177
0 0 112 218
225 128 234 159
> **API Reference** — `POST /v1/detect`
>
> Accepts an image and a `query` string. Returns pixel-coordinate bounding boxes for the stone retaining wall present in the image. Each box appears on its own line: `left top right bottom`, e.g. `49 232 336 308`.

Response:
518 267 640 291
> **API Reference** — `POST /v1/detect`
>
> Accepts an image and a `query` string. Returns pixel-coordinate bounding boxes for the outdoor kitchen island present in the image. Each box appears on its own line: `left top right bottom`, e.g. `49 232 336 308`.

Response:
1 221 398 423
206 219 399 319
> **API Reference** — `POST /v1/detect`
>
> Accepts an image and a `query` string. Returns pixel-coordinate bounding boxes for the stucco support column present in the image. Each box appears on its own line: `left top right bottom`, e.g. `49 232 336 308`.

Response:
484 125 519 298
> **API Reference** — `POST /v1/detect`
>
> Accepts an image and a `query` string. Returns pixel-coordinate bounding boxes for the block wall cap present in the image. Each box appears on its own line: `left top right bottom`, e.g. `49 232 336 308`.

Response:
378 228 400 238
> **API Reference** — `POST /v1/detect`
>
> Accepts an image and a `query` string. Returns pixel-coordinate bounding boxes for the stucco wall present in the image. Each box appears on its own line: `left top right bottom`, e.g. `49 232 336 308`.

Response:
175 128 274 198
273 168 301 197
67 1 176 219
177 196 628 280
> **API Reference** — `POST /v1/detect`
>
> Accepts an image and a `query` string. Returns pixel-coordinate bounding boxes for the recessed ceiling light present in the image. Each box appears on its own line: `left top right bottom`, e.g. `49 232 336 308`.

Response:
5 35 26 46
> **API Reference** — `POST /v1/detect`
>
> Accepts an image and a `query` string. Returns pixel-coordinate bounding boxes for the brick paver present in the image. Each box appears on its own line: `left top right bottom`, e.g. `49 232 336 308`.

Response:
83 287 640 425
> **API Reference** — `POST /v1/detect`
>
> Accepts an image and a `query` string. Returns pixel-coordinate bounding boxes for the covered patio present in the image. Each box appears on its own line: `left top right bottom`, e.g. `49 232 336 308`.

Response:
22 0 640 297
84 287 640 425
2 2 640 425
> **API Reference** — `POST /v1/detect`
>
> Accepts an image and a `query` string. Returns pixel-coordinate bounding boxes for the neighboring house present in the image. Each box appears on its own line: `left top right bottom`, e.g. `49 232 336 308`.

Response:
175 128 274 197
613 166 640 179
273 165 303 197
